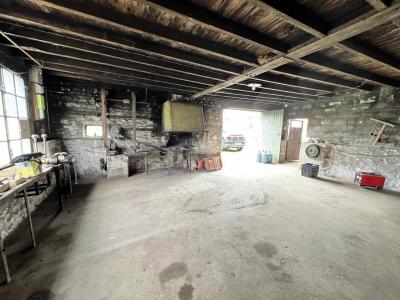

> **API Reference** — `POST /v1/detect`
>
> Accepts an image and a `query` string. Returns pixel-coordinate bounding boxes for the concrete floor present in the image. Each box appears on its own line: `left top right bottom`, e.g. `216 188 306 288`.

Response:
1 155 400 300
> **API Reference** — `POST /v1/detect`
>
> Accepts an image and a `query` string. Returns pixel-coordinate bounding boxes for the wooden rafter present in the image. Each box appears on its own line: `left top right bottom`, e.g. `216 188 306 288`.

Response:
193 3 400 98
248 0 400 75
0 20 346 95
134 0 399 86
0 0 385 93
365 0 390 10
1 33 335 98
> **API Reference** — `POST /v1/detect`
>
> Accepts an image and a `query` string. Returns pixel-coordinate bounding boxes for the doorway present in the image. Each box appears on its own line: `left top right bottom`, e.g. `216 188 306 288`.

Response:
286 119 308 161
222 109 262 166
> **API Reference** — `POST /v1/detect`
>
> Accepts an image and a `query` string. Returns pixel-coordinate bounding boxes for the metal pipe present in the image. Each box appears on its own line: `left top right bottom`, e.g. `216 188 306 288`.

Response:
31 134 39 152
41 133 47 156
73 161 78 184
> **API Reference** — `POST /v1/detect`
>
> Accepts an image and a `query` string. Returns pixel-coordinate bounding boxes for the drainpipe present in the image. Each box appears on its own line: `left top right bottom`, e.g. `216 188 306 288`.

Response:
131 91 137 150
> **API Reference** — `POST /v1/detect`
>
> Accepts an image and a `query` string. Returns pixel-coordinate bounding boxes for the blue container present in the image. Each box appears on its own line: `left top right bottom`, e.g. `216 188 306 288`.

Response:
266 153 272 164
261 152 268 164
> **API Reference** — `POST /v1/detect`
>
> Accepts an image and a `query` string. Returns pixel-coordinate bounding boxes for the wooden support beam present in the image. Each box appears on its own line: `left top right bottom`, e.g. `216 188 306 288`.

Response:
8 43 335 101
0 1 379 92
0 22 342 95
1 36 333 98
249 0 400 74
272 65 375 90
38 61 304 103
192 3 400 98
365 0 390 10
133 0 288 54
0 24 340 94
303 53 400 86
7 0 260 66
246 0 329 37
133 0 396 87
0 8 244 75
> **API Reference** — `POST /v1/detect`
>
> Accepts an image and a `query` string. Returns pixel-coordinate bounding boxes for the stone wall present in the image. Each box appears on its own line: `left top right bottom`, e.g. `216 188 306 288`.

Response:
0 177 55 238
45 76 223 176
287 87 400 191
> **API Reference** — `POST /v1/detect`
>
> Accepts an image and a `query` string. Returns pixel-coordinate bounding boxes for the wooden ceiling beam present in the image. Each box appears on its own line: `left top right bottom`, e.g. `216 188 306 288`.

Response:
0 0 386 94
4 0 381 91
365 0 391 10
249 0 400 74
303 53 400 86
192 3 400 98
133 0 287 54
0 9 244 75
131 0 382 89
2 34 332 98
270 65 375 90
16 51 316 102
0 35 338 97
0 20 342 95
6 0 259 66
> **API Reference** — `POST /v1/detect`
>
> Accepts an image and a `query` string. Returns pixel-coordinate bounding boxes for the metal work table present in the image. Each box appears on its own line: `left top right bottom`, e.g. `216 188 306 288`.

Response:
0 165 63 284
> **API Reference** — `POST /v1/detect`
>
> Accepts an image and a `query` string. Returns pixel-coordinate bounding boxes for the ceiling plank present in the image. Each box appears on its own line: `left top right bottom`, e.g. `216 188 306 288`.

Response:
133 0 287 54
192 3 400 98
248 0 400 74
0 0 384 93
138 0 394 86
11 0 260 66
303 53 400 86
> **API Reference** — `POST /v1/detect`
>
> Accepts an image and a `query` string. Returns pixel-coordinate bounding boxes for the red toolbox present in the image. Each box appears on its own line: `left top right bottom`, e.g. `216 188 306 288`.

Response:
354 172 385 190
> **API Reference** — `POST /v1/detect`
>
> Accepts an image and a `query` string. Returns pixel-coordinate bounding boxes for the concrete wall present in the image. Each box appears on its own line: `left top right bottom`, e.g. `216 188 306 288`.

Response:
46 76 223 176
286 87 400 191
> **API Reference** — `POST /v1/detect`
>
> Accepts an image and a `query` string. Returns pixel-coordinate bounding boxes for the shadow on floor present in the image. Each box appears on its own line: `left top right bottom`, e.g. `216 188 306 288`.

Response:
0 182 95 300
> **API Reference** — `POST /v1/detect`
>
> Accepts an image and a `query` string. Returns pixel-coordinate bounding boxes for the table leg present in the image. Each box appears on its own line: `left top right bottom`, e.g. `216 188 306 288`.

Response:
145 155 148 175
23 189 36 248
34 182 39 195
0 236 11 283
168 152 171 176
67 164 73 194
55 168 64 212
189 150 192 173
46 173 51 187
73 162 78 184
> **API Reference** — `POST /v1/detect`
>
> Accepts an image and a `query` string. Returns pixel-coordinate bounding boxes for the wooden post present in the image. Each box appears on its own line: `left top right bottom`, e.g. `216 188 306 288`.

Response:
101 89 108 148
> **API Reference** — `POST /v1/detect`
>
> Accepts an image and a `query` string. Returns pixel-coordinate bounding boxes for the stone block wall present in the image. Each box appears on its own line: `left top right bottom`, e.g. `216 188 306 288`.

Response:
0 177 55 238
287 87 400 191
45 76 223 176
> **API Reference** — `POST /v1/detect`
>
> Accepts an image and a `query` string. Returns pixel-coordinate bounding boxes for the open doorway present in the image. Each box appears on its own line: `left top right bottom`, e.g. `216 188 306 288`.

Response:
222 109 262 165
286 119 308 161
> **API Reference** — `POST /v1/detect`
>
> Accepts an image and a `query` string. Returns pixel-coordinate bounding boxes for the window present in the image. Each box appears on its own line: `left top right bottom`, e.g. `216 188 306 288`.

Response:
85 125 103 137
291 120 303 128
0 67 31 166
